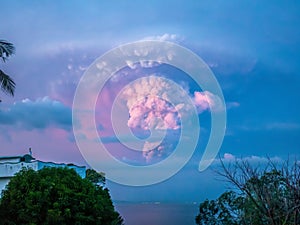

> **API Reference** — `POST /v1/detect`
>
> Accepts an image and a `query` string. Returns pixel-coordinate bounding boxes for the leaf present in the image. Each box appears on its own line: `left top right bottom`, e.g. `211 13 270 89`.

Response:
0 40 15 62
0 69 15 96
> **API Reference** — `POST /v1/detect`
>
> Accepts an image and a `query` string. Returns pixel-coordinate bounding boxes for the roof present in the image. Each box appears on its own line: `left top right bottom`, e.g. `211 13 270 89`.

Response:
0 154 36 163
0 155 23 160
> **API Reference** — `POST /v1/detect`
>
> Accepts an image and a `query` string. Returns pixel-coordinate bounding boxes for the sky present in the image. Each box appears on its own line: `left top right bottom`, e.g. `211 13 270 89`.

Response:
0 0 300 202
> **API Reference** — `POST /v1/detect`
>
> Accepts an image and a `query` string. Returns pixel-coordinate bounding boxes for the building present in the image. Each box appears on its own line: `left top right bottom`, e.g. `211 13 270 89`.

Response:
0 154 86 193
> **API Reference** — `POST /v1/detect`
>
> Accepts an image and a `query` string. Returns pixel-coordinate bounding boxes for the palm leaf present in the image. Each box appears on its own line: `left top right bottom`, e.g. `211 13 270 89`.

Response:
0 69 15 96
0 40 15 62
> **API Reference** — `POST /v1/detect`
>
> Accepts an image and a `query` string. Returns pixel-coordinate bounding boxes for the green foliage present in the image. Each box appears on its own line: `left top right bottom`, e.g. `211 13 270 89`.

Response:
0 40 15 97
0 167 123 225
196 191 244 225
85 168 106 186
196 159 300 225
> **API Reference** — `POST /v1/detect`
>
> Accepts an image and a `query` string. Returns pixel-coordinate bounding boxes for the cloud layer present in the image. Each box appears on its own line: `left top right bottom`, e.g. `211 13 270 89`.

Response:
0 97 71 130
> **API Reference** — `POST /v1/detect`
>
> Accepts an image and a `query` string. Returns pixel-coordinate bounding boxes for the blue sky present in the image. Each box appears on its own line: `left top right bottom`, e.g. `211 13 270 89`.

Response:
1 0 300 202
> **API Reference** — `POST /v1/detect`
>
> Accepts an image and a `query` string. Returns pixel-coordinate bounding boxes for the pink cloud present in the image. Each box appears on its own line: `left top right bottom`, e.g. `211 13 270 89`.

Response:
128 96 179 130
223 153 235 160
193 91 224 113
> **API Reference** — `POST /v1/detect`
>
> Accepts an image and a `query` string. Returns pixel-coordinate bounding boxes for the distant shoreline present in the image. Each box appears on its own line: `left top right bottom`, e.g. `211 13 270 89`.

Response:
114 201 200 205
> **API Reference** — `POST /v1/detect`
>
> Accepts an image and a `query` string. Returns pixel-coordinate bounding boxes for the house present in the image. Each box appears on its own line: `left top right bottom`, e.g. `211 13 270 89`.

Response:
0 153 86 193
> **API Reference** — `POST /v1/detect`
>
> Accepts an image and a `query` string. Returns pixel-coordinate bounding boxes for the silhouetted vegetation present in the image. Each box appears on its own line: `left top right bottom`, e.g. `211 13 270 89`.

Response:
85 168 106 186
0 167 123 225
196 158 300 225
0 40 15 98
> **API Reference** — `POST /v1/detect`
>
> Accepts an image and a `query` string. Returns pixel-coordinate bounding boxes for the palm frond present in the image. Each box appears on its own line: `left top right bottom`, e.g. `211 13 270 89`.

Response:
0 69 15 96
0 40 15 62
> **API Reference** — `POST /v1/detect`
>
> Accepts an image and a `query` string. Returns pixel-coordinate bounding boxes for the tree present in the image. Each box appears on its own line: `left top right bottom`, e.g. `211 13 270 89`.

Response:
85 168 106 186
196 158 300 225
0 40 16 98
0 167 124 225
196 191 244 225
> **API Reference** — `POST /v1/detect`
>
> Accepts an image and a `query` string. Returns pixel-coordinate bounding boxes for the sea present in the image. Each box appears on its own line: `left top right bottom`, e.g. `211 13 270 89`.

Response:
115 202 199 225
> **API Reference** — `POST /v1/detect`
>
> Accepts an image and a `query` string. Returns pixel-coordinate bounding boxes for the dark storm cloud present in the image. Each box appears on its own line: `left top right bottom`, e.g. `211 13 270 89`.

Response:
0 97 71 130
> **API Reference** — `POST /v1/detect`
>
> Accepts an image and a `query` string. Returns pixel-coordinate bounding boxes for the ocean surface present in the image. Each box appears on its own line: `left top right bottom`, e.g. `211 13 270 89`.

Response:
115 202 199 225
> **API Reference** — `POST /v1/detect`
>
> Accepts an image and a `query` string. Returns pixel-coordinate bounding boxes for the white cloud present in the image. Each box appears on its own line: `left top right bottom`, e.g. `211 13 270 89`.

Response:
226 101 240 109
216 153 283 164
194 91 225 112
237 122 300 131
265 122 300 130
223 153 235 160
127 96 180 130
143 33 183 43
198 153 285 169
120 76 189 131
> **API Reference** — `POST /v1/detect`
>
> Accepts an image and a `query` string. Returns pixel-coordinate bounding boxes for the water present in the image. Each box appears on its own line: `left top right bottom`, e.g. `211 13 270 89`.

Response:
115 202 199 225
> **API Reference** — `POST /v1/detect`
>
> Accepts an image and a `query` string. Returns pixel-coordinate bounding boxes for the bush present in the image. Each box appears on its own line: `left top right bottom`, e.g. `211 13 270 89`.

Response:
0 167 123 225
